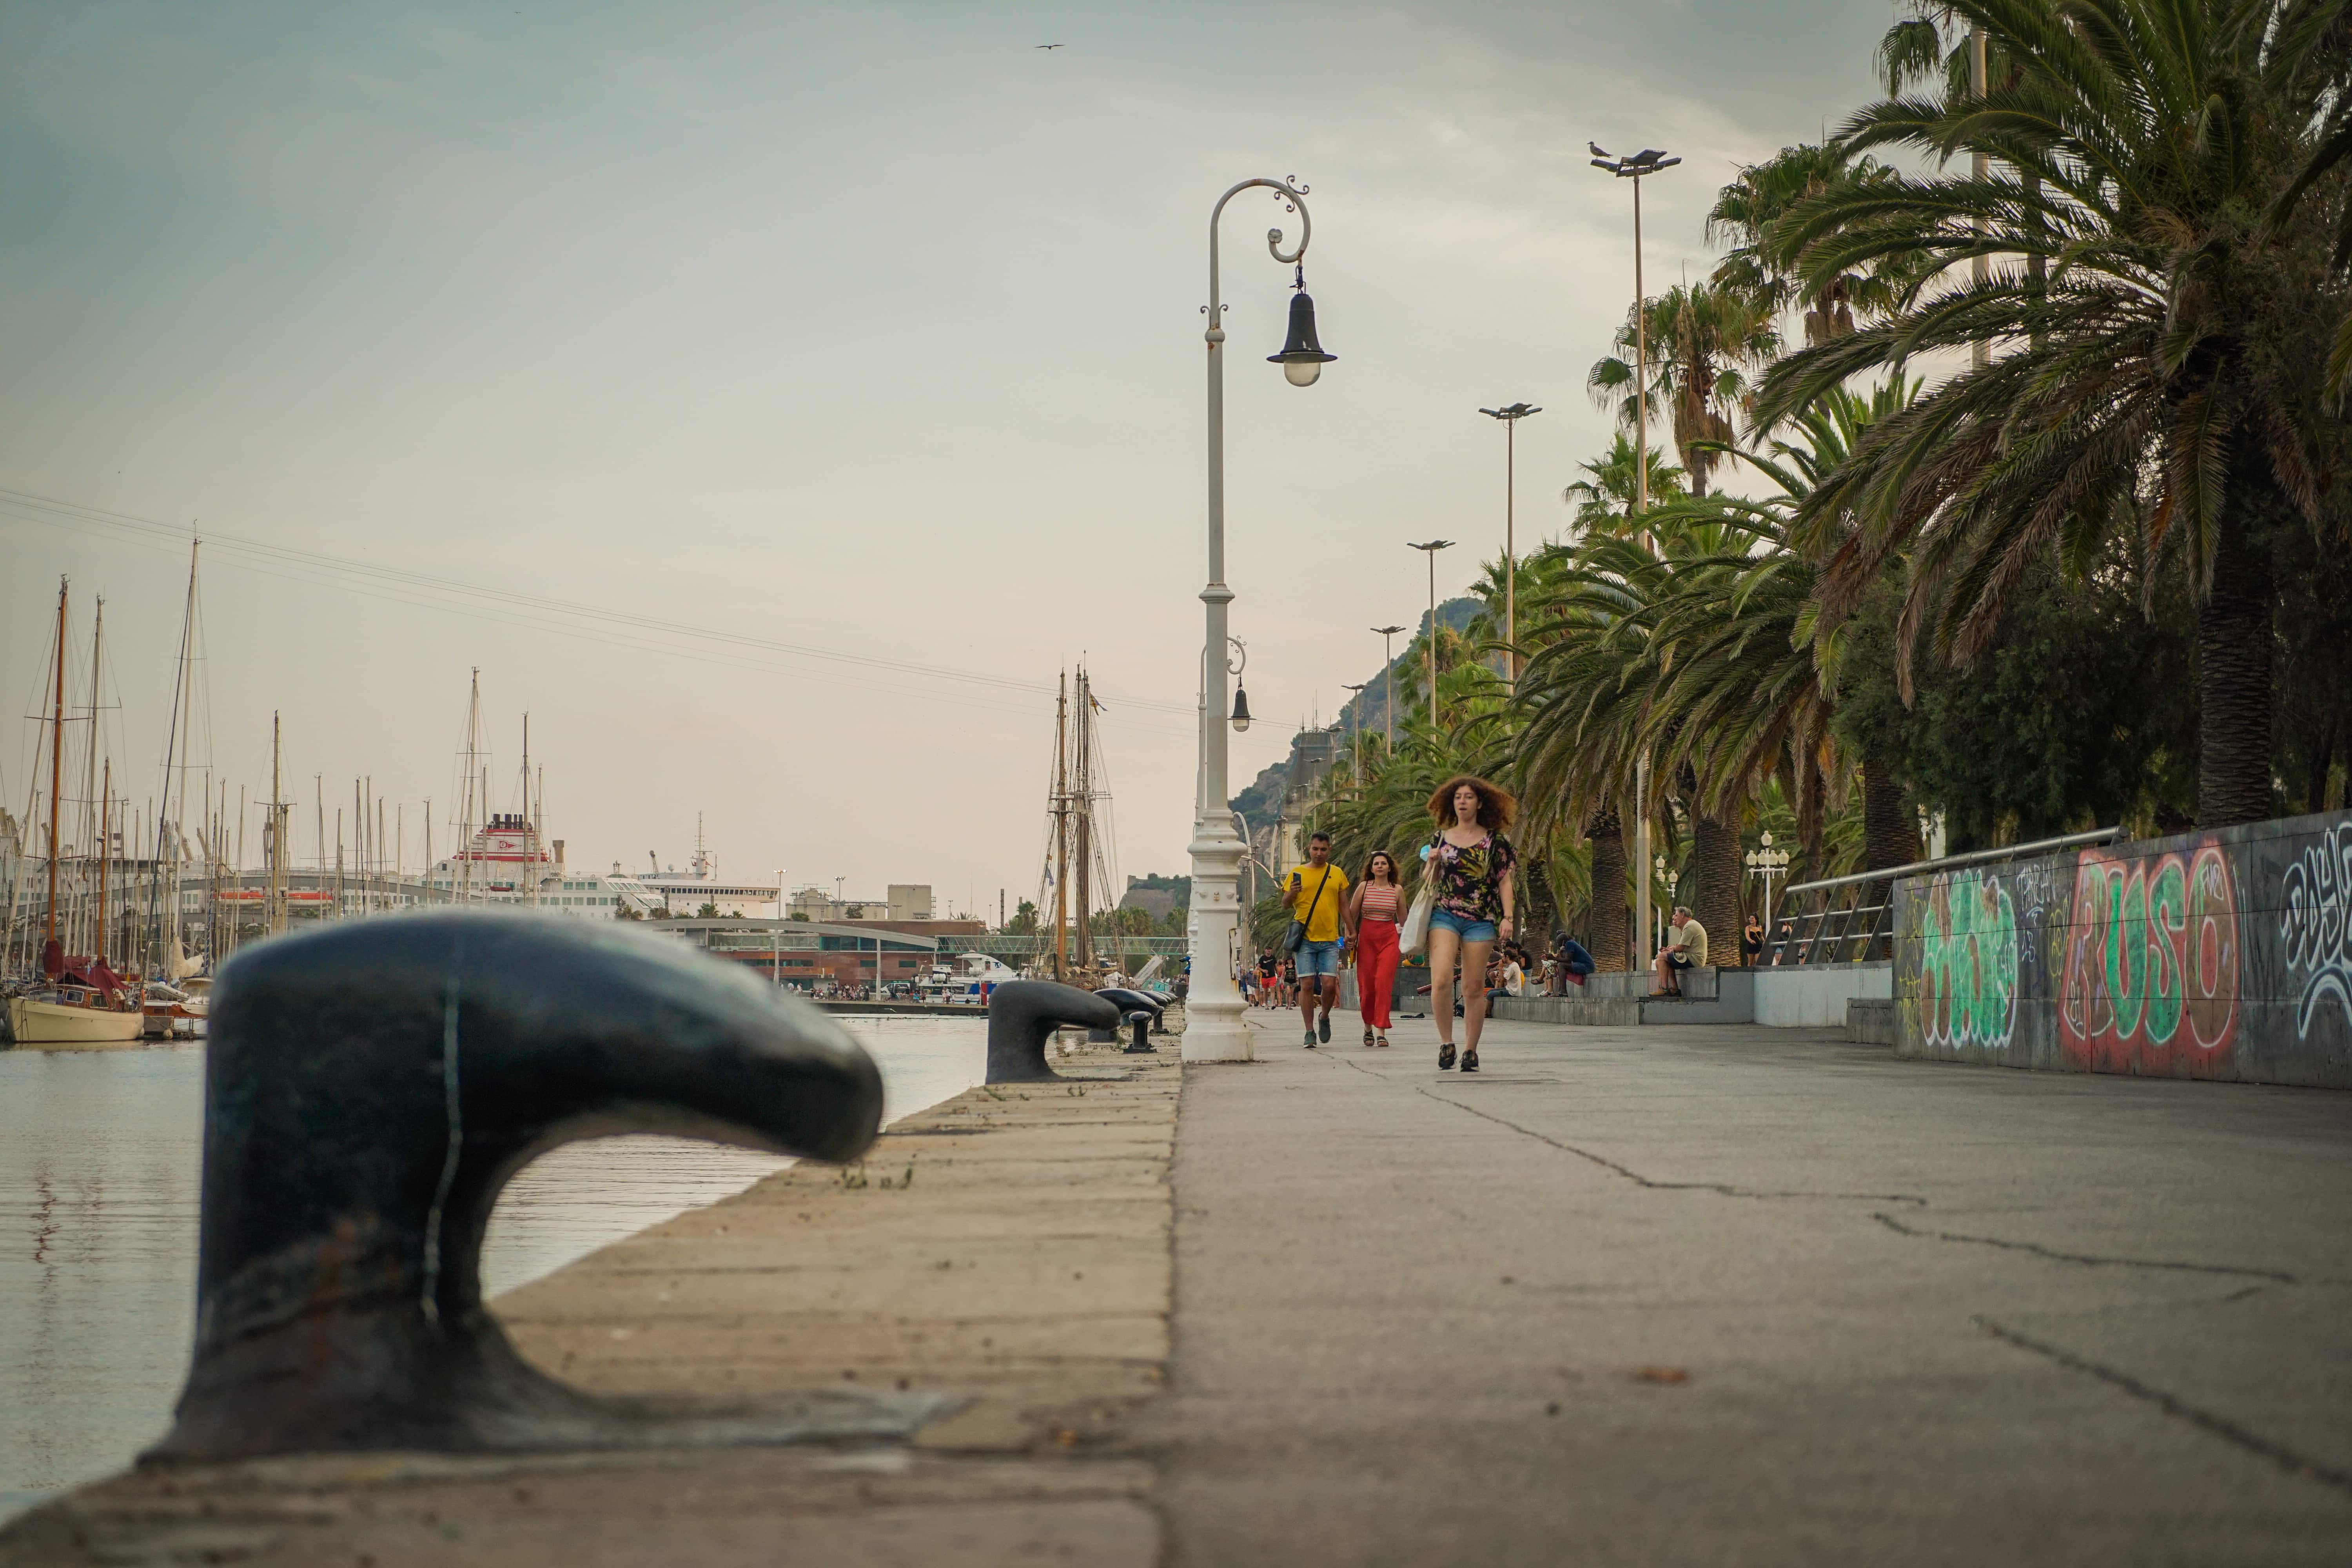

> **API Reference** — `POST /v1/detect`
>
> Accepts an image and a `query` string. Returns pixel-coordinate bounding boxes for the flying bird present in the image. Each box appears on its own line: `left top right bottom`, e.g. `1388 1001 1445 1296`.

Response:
1036 42 1063 49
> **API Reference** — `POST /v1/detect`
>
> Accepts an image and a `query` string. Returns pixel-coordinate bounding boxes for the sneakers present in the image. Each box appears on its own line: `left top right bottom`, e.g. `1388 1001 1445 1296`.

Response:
1461 1047 1481 1074
1317 1010 1331 1044
1438 1042 1456 1071
1303 1029 1318 1049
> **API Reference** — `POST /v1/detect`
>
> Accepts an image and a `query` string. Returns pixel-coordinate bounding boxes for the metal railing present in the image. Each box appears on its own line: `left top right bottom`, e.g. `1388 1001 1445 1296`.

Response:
1761 826 2122 967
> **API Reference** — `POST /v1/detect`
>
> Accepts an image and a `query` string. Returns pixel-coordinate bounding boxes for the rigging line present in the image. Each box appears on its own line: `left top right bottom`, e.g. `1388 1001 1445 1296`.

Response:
0 510 1198 739
0 490 1199 717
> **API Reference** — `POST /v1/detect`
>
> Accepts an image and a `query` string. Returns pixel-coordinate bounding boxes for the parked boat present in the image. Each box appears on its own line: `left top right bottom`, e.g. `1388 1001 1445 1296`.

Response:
914 951 1018 1006
9 985 145 1047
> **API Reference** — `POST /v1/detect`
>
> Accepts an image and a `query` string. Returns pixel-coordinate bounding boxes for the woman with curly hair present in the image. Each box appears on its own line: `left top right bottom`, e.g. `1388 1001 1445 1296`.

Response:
1417 774 1517 1073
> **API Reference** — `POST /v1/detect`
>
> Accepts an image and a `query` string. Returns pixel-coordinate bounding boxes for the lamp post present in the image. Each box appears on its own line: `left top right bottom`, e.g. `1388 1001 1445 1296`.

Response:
1187 176 1334 1065
1371 625 1406 751
1593 142 1677 967
1407 540 1454 729
1477 403 1541 687
1746 831 1789 936
1589 144 1680 524
1340 683 1367 796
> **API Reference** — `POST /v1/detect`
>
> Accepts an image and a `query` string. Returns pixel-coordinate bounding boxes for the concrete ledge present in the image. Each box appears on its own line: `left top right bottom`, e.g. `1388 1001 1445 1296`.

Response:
0 1043 1181 1567
1847 996 1896 1046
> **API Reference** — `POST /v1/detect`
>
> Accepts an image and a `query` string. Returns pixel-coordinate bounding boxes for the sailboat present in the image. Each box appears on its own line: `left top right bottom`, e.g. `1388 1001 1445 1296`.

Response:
1029 665 1123 986
9 579 145 1047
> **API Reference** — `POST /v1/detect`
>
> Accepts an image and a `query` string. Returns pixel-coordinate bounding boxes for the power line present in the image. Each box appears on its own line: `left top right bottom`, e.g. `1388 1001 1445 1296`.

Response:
0 487 1202 735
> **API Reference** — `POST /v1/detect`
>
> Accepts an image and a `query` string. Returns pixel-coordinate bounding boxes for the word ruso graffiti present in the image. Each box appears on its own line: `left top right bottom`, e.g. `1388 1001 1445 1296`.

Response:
2058 841 2239 1074
1916 871 2019 1052
2279 821 2352 1038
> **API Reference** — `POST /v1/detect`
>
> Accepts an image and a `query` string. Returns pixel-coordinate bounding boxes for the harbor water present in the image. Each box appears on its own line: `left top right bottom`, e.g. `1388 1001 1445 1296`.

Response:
0 1013 988 1522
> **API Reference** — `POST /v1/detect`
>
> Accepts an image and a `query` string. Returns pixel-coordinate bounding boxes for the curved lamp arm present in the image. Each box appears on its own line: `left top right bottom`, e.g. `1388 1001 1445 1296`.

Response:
1206 177 1313 338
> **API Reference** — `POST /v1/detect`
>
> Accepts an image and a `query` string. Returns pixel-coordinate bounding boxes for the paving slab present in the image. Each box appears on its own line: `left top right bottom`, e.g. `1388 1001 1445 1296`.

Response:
1141 1014 2352 1567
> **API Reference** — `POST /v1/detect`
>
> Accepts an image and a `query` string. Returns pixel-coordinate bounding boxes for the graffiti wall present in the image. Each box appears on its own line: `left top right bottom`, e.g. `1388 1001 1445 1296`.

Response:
1893 809 2352 1087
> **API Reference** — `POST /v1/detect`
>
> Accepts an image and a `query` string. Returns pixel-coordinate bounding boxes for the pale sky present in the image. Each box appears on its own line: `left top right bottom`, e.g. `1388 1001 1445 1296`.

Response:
1 0 1898 914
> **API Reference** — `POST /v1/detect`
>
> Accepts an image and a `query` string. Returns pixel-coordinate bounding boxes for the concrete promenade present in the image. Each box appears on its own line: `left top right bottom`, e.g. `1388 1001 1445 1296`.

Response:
1147 1013 2352 1564
7 1015 2350 1563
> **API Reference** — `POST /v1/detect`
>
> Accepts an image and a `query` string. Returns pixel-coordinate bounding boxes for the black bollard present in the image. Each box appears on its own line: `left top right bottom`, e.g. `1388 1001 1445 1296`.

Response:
1094 988 1164 1054
146 911 953 1463
985 979 1119 1083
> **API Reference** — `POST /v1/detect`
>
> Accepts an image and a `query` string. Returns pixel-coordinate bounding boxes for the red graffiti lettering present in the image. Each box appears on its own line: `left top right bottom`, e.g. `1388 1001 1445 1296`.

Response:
2058 840 2238 1075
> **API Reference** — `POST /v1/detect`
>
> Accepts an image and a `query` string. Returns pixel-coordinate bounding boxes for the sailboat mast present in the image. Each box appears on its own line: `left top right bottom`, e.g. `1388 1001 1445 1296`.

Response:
267 713 287 935
1073 667 1093 972
79 596 104 955
44 579 66 963
1052 671 1069 984
95 760 111 964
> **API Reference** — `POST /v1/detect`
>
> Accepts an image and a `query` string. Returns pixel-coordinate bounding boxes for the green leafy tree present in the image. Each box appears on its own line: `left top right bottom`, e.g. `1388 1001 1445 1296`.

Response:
1004 898 1039 936
1757 0 2352 827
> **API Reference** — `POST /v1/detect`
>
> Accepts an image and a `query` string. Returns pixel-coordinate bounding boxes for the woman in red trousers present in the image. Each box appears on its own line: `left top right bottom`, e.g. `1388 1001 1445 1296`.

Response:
1349 850 1403 1047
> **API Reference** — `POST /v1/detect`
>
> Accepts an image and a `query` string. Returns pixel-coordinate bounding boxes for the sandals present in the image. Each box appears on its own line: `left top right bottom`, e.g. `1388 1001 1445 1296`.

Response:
1362 1027 1376 1048
1461 1047 1481 1074
1376 1033 1390 1049
1438 1042 1456 1071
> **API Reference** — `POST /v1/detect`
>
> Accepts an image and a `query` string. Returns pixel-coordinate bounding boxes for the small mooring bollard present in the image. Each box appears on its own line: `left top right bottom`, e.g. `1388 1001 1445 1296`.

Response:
1094 987 1165 1053
145 911 955 1463
984 980 1120 1083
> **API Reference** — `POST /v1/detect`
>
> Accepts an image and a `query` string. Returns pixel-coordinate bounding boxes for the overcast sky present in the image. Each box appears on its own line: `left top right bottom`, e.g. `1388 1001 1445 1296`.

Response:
1 0 1900 914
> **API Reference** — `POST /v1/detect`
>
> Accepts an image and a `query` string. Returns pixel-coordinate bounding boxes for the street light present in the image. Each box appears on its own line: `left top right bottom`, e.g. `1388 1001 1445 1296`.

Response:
1593 140 1677 966
1746 830 1790 942
1653 853 1680 954
1270 265 1338 387
1588 144 1677 523
1477 403 1542 688
1408 540 1454 728
1187 175 1333 1065
1371 625 1406 752
1229 636 1252 732
1341 682 1367 795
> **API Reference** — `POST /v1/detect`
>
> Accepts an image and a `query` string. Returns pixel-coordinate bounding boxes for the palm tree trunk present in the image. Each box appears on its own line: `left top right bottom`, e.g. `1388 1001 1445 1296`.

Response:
1690 809 1743 966
1860 756 1918 940
1585 804 1628 972
2196 455 2279 828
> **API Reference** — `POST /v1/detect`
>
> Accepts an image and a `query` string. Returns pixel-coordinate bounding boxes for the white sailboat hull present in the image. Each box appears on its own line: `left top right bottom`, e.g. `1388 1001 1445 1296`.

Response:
7 997 149 1047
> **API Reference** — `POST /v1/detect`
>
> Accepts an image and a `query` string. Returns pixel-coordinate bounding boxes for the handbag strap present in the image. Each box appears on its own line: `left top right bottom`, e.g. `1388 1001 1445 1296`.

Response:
1298 866 1333 927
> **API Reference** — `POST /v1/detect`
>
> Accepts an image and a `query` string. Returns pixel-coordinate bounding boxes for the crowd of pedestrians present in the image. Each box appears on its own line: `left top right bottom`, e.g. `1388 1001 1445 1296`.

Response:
1236 771 1787 1071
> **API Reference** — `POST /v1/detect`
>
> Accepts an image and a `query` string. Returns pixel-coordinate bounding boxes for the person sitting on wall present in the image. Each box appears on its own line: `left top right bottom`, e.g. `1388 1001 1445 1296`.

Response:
1552 932 1595 990
1652 906 1706 996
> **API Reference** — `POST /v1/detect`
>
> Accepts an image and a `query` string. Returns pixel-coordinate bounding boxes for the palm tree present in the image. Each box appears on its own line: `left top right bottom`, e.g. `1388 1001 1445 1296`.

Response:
1561 434 1687 535
1708 142 1927 345
1756 0 2352 828
1588 283 1780 496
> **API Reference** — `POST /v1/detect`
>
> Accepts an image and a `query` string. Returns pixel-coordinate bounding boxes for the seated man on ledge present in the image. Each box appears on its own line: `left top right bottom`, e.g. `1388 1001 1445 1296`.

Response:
1652 906 1706 996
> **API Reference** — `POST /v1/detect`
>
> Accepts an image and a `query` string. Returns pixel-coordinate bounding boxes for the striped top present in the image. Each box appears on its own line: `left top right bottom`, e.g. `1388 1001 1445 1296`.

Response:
1359 883 1403 923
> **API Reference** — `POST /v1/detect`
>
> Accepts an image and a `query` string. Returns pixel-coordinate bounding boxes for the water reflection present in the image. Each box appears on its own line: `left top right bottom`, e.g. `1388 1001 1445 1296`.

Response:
0 1013 984 1521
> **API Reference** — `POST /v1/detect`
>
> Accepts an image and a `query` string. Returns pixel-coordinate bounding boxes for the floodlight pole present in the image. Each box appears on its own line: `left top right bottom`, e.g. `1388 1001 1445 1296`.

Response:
1593 142 1680 972
1479 403 1542 687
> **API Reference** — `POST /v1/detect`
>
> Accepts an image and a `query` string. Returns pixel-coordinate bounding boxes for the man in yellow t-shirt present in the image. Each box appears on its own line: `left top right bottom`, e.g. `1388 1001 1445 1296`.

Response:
1285 831 1352 1047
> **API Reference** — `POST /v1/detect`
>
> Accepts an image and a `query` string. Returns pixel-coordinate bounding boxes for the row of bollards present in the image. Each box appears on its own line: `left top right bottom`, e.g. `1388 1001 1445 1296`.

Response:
150 913 1171 1466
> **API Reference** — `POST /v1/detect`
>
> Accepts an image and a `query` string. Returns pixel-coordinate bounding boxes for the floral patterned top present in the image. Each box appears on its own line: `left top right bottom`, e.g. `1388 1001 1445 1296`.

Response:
1425 831 1517 924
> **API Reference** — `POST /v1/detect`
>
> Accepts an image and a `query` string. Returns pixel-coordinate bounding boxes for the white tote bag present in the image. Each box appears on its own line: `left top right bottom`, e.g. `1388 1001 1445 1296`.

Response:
1399 879 1435 956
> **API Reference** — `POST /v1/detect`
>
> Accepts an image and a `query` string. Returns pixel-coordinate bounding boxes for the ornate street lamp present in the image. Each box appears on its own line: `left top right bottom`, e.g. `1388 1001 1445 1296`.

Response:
1187 177 1333 1063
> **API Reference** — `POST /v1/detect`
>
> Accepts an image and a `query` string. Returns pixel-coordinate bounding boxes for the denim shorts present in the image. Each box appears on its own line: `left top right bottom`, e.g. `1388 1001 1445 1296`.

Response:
1429 908 1498 944
1294 939 1345 977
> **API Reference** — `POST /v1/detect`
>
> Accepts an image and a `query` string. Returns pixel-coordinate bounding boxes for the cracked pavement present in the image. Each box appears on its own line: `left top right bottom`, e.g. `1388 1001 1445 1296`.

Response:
1141 1016 2352 1565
